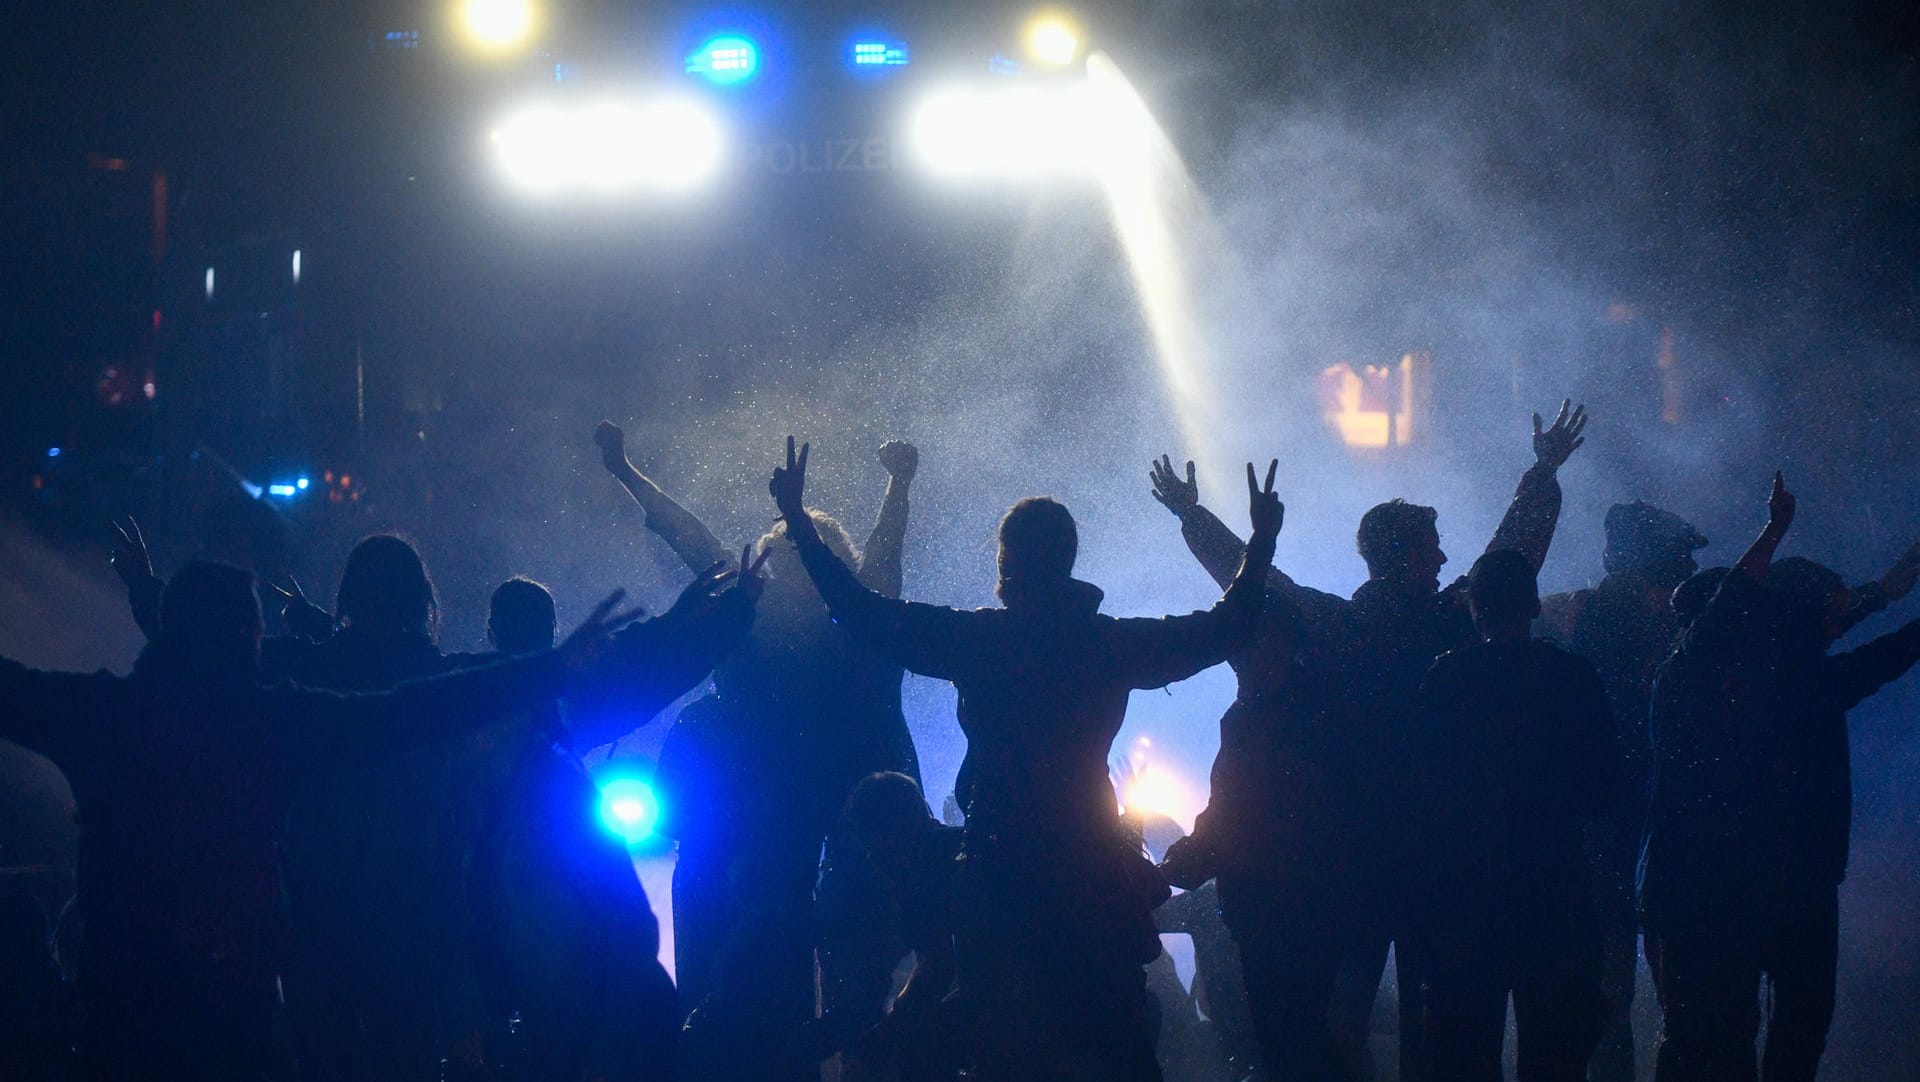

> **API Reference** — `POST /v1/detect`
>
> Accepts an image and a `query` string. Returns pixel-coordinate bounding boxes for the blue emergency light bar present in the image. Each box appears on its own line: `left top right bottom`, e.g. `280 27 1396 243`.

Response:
686 34 760 85
850 40 909 67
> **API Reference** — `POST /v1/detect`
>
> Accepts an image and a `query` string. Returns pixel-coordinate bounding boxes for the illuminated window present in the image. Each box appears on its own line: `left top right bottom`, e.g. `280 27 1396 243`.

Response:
1318 352 1426 449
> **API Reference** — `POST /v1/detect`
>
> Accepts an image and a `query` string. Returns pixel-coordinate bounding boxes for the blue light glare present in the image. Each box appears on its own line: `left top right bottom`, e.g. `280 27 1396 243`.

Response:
598 777 661 843
850 40 909 67
46 447 61 458
296 476 310 490
686 35 760 85
267 483 299 498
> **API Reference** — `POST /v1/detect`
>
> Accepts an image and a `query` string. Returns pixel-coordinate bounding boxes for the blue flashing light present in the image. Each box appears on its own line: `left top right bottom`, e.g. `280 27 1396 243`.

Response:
46 447 61 458
266 483 299 498
686 35 760 85
850 40 909 68
598 777 660 843
296 476 310 491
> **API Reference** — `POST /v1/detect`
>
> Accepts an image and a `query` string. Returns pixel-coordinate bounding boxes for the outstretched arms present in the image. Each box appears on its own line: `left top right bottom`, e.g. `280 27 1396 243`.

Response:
565 556 765 749
772 437 981 681
1483 401 1588 572
857 441 917 597
1113 460 1281 689
595 421 733 573
279 590 646 775
0 658 123 765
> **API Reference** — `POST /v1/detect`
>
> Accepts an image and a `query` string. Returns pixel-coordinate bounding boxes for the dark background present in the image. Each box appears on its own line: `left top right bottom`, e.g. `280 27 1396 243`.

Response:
3 2 1918 1075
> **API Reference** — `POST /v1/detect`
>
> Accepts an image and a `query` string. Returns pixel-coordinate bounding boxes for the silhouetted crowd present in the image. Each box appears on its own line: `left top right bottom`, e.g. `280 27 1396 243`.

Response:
4 405 1919 1082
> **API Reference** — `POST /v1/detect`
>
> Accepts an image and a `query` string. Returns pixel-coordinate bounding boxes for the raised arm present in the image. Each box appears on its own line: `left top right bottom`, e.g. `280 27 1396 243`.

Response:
111 518 163 641
1833 539 1920 637
857 440 917 597
594 421 733 572
277 591 644 776
1113 460 1282 689
772 437 983 681
1151 454 1346 625
1734 472 1795 584
1483 401 1587 571
1150 455 1246 590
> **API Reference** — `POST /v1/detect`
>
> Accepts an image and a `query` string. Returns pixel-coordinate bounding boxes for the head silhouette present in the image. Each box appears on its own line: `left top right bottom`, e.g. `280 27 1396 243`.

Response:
1603 501 1707 589
488 577 556 655
335 535 437 638
157 560 264 674
1467 549 1540 637
756 509 859 619
997 498 1077 599
1357 499 1446 593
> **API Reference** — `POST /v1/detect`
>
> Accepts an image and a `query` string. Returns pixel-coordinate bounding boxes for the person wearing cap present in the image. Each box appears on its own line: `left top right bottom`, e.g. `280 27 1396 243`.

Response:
1537 501 1707 1081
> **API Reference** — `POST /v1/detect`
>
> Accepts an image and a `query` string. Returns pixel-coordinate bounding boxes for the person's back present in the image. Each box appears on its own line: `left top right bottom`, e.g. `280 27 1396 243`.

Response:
1408 550 1616 1082
481 576 682 1082
1411 637 1614 928
597 424 921 1049
271 537 480 1082
770 439 1282 1080
946 577 1188 850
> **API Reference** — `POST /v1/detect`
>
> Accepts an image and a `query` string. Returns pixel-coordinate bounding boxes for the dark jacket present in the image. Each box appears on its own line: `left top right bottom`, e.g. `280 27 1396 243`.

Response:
1167 464 1564 912
1408 639 1618 938
1539 572 1685 821
0 647 567 1028
1641 573 1920 931
785 513 1272 975
786 516 1273 860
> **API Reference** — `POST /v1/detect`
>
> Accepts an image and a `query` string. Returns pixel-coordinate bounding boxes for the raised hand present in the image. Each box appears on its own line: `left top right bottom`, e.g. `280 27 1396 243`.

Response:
1532 400 1590 471
270 576 332 637
738 544 772 602
1246 459 1282 539
1767 470 1796 533
110 517 151 587
877 440 918 483
1149 455 1198 517
593 421 630 475
559 590 649 676
665 562 732 622
769 436 810 521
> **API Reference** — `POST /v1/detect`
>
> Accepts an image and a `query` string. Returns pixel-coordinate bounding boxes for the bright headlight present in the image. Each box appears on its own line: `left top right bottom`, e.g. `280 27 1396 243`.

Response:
1024 13 1082 67
460 0 537 52
491 97 727 194
908 83 1100 180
